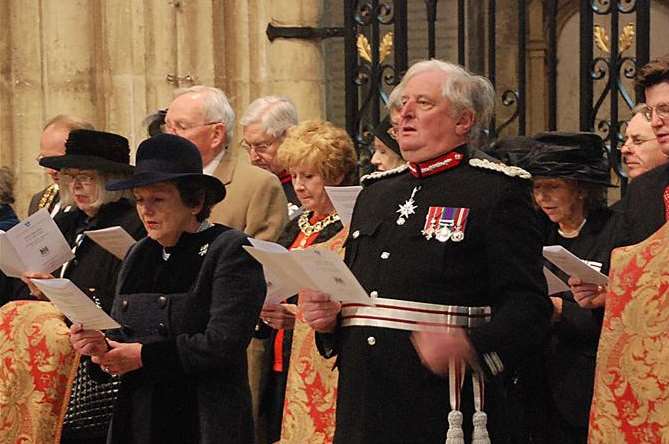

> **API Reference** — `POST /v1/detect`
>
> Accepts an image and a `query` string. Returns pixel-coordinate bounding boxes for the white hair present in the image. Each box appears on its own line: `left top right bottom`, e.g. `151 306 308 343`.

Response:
174 85 236 145
240 96 298 138
388 59 495 147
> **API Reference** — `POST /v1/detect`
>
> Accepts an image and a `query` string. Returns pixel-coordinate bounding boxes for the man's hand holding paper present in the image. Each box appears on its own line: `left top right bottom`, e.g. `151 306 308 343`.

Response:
299 288 341 333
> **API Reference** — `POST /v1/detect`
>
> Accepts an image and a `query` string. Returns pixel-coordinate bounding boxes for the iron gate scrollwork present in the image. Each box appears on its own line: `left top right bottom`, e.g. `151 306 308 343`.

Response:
343 0 651 189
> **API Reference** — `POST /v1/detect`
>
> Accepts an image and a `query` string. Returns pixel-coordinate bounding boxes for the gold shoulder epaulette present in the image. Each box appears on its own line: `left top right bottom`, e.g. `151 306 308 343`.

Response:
468 158 531 179
360 163 409 186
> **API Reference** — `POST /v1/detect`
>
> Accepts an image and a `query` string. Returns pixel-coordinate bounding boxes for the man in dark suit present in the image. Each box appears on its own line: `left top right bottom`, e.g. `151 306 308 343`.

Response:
301 59 552 444
572 55 669 309
240 96 302 219
28 115 94 216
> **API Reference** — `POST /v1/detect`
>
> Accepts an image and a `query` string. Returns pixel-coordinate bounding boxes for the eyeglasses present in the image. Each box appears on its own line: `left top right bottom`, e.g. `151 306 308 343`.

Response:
164 121 221 134
641 103 669 122
620 135 657 149
240 139 274 154
60 172 97 185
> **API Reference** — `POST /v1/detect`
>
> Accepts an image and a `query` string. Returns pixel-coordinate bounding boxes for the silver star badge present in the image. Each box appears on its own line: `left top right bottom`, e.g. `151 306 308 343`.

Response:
396 186 421 225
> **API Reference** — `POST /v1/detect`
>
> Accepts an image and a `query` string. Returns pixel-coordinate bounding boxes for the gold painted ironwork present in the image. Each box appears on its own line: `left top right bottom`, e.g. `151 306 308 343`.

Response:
166 73 195 86
357 32 393 63
593 23 635 55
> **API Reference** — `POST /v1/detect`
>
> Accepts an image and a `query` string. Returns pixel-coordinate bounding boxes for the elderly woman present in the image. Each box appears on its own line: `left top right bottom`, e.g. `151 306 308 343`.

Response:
70 134 266 444
370 114 405 172
520 132 614 444
21 129 145 444
256 119 357 444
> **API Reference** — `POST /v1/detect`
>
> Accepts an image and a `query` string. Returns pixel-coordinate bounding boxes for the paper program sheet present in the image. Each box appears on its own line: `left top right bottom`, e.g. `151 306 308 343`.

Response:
325 186 362 226
543 245 608 286
84 226 137 260
543 266 570 295
31 278 120 330
0 208 74 278
244 239 372 306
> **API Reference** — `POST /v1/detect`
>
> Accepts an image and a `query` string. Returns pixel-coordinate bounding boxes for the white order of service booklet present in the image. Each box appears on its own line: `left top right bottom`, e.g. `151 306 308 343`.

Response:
0 208 74 278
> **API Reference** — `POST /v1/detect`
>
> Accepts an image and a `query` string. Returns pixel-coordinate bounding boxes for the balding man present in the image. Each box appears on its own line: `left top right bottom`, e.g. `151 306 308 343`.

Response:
28 115 94 216
165 86 288 241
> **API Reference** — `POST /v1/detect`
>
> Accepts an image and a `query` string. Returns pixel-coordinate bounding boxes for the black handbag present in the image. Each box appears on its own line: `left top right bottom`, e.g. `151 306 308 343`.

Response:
61 357 121 440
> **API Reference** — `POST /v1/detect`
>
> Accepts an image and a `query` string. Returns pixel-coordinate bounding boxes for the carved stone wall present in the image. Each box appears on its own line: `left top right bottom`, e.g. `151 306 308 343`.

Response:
0 0 326 217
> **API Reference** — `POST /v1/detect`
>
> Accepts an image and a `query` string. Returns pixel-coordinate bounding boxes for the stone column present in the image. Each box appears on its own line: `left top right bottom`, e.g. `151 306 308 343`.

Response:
267 0 326 121
526 0 548 135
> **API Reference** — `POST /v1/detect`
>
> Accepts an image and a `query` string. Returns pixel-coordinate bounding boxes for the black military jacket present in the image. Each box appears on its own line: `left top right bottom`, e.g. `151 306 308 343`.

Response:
325 144 551 444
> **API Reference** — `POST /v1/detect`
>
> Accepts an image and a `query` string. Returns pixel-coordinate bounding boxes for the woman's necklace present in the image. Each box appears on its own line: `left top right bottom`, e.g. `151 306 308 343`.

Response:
298 211 341 237
558 218 587 239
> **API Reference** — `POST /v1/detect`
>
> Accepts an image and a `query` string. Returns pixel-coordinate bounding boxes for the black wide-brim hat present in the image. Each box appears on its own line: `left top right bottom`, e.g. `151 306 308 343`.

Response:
106 133 226 204
371 115 401 155
484 136 544 166
524 132 615 187
40 129 133 174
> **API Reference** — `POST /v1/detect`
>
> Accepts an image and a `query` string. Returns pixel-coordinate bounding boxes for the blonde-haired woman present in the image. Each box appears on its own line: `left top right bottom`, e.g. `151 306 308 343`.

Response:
256 120 356 444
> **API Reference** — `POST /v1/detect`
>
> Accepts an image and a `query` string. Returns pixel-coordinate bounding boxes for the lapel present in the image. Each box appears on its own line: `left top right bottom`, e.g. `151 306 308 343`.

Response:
212 148 238 185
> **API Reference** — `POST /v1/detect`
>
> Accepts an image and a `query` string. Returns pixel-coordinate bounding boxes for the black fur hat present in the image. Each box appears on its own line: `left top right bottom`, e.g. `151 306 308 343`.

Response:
527 132 614 186
40 129 132 174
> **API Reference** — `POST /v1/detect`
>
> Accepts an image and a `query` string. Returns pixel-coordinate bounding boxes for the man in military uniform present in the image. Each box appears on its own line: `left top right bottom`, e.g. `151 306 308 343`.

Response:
301 59 552 444
28 115 94 216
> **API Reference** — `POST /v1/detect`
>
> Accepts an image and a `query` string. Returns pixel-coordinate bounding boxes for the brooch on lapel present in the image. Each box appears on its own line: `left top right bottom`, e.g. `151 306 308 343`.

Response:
421 207 470 242
396 186 421 225
198 244 209 256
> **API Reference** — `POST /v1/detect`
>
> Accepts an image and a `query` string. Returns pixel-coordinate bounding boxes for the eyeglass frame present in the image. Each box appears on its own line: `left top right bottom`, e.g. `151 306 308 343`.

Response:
640 103 669 122
239 138 277 154
59 171 99 186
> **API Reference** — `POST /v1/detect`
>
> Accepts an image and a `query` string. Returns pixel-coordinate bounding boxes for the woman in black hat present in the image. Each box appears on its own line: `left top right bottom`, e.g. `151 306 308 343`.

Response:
70 133 266 444
22 129 145 444
521 132 614 444
370 114 405 172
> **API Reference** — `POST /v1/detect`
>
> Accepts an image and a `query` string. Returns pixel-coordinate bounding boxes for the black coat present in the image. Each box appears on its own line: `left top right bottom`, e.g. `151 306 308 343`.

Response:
55 198 145 314
604 163 669 272
542 208 613 429
106 224 266 444
320 145 552 444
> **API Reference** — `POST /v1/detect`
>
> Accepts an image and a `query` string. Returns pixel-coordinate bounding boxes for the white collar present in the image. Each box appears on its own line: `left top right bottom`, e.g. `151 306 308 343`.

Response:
203 148 226 176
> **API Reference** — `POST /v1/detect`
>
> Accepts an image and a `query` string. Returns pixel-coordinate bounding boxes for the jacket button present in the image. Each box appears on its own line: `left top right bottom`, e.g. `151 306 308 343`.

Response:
158 322 168 336
158 296 167 308
367 336 376 346
121 299 129 311
370 290 379 298
352 230 360 239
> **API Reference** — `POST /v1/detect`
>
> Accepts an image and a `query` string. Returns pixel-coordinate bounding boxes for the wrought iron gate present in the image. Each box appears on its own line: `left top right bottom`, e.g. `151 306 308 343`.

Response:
342 0 651 187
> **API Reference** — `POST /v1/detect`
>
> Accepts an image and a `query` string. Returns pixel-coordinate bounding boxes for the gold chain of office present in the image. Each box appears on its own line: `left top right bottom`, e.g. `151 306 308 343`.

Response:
298 211 341 237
